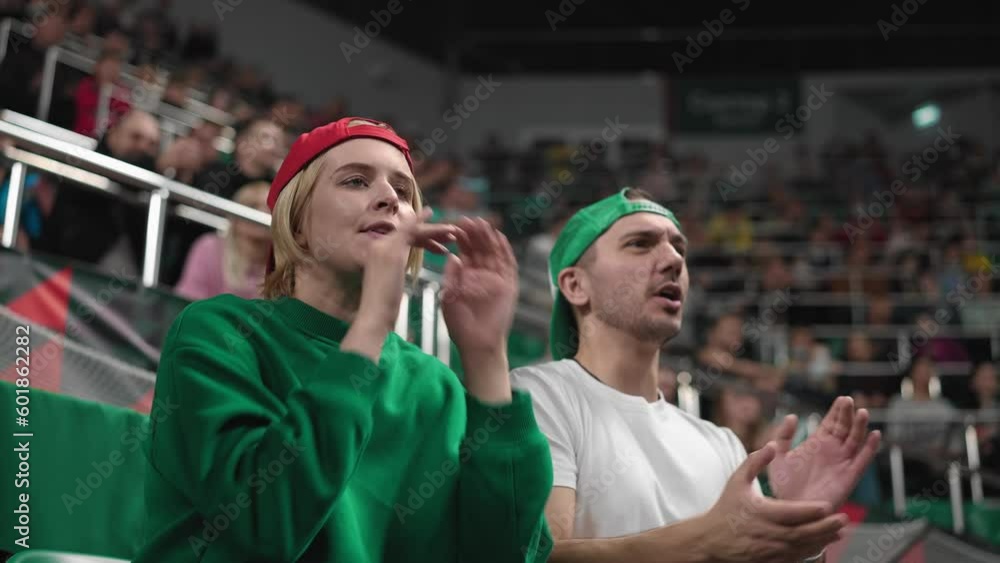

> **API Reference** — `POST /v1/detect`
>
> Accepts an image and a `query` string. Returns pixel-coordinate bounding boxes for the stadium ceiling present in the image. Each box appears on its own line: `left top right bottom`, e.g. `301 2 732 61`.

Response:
311 0 1000 74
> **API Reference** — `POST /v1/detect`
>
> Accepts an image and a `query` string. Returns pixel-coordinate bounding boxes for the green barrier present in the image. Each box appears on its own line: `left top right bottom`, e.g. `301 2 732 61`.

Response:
967 500 1000 546
867 498 1000 547
1 382 148 559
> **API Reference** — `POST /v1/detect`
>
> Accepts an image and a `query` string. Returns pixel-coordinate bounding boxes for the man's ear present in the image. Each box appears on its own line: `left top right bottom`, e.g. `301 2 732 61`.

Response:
558 266 589 308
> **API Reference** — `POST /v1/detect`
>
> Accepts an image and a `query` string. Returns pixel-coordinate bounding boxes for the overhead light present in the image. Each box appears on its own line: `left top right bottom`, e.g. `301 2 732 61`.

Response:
912 102 940 129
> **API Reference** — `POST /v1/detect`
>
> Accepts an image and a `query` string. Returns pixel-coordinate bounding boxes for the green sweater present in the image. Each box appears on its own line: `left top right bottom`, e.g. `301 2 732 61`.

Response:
133 294 554 562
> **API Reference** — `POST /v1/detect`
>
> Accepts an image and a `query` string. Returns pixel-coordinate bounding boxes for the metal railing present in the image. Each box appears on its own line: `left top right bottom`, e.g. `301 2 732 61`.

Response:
0 117 511 364
0 18 235 143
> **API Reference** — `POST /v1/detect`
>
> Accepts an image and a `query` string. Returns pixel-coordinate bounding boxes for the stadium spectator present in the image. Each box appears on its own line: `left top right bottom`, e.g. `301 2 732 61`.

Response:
886 355 962 493
135 117 553 562
431 175 500 228
160 118 281 286
961 362 999 487
0 0 79 117
67 1 95 38
193 116 285 200
960 269 1000 331
175 181 269 301
160 71 193 109
30 110 160 272
189 119 224 164
697 312 785 392
156 135 205 184
712 381 768 453
785 325 838 401
72 49 130 138
911 310 970 365
705 206 753 255
837 330 892 409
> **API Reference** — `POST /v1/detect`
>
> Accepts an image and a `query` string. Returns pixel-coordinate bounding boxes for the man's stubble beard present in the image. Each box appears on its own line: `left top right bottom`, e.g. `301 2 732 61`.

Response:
592 286 680 346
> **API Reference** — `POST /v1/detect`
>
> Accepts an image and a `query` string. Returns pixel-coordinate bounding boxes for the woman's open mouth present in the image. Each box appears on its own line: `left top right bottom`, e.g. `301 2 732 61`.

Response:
360 221 396 238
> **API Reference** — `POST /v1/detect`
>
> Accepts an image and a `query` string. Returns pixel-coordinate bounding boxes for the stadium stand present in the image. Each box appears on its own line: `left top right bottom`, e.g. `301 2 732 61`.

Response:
1 1 999 561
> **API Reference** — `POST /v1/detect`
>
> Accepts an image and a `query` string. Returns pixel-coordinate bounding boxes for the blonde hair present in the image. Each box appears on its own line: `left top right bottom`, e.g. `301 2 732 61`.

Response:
223 181 270 296
261 120 423 299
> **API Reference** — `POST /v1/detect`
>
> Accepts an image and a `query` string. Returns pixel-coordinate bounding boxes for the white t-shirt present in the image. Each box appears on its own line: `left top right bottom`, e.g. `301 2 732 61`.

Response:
510 359 759 539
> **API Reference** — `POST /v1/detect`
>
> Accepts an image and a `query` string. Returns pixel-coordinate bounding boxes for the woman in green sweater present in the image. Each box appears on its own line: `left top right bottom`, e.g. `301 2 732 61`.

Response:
134 117 554 562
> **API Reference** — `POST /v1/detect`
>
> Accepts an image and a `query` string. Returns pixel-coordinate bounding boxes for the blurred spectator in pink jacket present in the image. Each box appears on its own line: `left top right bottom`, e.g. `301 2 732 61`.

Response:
175 181 270 300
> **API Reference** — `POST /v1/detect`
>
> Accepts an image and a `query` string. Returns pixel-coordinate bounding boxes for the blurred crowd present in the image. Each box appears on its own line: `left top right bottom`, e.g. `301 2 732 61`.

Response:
1 0 998 498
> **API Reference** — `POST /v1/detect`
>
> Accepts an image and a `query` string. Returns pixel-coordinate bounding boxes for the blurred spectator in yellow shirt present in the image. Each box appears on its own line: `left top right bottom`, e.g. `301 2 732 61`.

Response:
706 207 753 254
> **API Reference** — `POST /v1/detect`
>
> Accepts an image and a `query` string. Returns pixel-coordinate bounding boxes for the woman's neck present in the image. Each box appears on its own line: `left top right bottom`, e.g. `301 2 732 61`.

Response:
292 265 362 322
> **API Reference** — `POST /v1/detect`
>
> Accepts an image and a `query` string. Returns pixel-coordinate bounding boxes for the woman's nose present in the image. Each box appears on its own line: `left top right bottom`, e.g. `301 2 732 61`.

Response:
373 183 400 214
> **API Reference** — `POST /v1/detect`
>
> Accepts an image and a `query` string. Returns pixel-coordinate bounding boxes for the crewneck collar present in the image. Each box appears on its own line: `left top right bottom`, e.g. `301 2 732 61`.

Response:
569 358 668 412
272 296 353 343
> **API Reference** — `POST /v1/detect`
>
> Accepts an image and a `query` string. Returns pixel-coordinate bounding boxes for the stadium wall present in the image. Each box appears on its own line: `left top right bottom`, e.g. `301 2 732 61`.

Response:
167 0 447 134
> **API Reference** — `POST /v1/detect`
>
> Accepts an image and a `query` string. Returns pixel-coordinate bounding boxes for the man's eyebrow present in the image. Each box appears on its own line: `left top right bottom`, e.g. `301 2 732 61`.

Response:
619 229 688 247
619 228 661 240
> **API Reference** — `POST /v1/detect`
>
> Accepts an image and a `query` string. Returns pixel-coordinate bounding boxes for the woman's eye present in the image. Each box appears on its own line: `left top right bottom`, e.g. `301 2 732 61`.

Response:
394 185 412 199
344 177 368 187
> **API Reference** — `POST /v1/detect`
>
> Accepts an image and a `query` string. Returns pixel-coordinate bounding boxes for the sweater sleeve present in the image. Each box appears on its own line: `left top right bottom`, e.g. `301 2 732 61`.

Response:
149 302 389 561
457 390 554 563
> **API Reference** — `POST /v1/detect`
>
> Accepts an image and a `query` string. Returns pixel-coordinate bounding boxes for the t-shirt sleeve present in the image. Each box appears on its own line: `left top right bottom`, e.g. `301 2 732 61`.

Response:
510 366 579 490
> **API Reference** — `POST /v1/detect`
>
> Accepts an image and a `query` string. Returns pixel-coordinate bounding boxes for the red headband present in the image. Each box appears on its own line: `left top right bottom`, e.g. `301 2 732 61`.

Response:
264 116 414 275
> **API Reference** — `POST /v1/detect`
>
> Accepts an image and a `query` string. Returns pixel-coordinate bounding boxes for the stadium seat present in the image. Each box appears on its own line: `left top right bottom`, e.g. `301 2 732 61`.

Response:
6 551 129 563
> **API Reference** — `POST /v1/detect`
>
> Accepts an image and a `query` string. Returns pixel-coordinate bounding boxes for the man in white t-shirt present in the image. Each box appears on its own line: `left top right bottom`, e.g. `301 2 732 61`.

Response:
510 187 882 563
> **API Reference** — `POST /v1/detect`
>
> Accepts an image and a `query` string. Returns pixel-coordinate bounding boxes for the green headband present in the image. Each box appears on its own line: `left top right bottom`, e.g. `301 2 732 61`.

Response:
547 188 682 360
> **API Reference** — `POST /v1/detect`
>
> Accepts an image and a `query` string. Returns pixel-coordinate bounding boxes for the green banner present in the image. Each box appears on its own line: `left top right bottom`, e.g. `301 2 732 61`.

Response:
670 78 801 134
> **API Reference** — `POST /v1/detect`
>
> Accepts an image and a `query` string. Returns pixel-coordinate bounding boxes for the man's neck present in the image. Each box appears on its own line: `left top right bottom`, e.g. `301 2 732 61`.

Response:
574 320 662 403
292 265 362 323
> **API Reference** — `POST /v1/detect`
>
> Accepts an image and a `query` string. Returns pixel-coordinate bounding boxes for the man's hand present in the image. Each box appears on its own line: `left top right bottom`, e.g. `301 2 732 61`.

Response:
441 217 519 403
769 396 882 510
683 442 846 562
